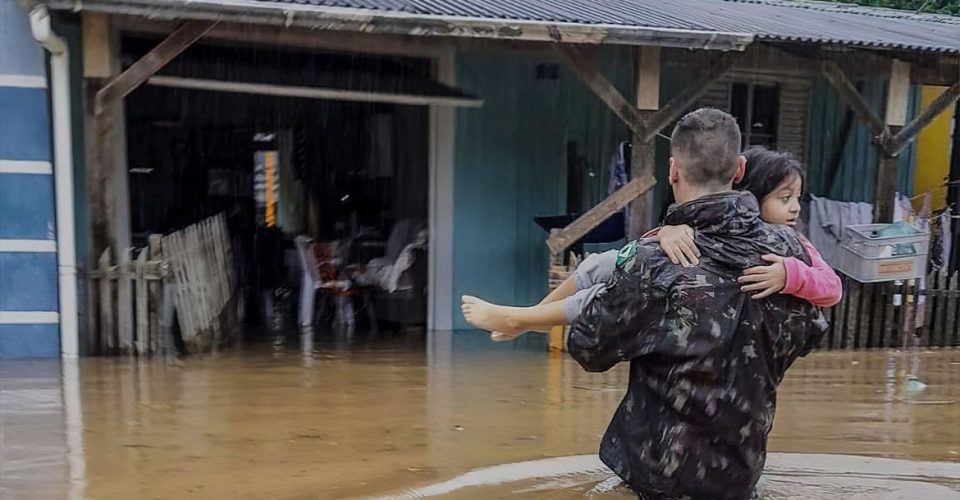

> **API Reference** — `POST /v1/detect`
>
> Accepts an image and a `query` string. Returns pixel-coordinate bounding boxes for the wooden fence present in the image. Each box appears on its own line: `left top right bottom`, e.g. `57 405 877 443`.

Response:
90 237 166 355
820 270 960 350
89 213 235 355
162 213 235 351
546 252 960 352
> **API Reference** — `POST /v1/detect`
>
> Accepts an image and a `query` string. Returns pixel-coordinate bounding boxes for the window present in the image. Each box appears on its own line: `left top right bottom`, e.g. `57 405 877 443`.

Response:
730 82 780 148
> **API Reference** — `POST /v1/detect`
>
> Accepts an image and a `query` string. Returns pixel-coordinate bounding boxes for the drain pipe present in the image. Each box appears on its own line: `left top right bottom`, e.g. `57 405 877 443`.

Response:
31 6 79 358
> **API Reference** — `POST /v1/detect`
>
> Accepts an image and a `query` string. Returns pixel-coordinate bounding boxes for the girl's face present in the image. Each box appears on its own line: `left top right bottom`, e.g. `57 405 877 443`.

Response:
760 174 802 226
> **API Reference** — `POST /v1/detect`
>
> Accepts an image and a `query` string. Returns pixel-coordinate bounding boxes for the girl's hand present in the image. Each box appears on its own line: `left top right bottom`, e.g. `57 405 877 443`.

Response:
656 225 700 267
738 254 787 299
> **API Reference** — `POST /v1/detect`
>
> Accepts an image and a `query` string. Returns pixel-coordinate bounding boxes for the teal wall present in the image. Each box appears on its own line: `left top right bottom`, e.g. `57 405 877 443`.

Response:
805 78 919 202
448 50 922 329
450 48 632 329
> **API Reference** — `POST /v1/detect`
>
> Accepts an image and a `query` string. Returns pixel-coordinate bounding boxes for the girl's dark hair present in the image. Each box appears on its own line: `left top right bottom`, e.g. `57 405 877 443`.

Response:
736 146 804 202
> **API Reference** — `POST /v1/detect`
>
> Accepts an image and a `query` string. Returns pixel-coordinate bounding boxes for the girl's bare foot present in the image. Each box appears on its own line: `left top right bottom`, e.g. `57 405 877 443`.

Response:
490 331 524 342
460 296 524 336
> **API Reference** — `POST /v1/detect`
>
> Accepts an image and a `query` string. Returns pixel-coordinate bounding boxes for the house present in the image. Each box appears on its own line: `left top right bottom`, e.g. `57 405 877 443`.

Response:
1 0 957 357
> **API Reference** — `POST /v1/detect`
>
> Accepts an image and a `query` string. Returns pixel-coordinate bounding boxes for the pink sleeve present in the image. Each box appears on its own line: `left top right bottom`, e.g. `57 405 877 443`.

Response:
781 236 843 307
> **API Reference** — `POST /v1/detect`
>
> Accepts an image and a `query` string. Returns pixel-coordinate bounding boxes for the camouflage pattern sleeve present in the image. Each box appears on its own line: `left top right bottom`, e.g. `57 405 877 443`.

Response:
567 241 670 372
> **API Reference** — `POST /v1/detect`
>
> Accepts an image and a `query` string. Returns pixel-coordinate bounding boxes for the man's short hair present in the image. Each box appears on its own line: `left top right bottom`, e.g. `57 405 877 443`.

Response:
670 108 742 187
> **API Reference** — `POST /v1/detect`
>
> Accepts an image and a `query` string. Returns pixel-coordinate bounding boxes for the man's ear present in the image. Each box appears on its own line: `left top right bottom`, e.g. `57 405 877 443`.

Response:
732 155 746 184
668 157 679 185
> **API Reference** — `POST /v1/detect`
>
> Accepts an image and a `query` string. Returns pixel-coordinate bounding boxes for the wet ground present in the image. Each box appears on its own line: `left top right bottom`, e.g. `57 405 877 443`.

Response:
1 330 959 499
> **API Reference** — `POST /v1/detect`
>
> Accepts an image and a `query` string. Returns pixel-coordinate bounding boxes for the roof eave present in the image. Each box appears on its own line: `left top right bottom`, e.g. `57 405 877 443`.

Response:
37 0 754 51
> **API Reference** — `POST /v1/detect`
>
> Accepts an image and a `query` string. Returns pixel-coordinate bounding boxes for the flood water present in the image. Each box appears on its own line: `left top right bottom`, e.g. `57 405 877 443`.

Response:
2 330 958 499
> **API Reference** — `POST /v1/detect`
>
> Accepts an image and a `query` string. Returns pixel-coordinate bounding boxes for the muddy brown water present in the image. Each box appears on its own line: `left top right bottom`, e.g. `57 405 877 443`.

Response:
1 330 958 499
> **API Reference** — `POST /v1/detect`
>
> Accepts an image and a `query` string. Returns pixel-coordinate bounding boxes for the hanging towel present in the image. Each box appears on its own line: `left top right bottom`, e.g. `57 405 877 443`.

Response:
805 194 874 268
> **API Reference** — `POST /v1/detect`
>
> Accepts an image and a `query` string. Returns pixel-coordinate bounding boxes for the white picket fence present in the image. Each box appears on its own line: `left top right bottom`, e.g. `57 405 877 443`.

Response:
90 238 166 355
90 213 235 355
162 213 236 350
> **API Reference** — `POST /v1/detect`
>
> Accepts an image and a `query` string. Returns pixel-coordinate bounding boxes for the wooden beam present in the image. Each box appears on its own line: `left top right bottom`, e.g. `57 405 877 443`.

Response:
875 153 900 223
885 60 911 127
82 13 111 78
874 61 912 223
891 79 960 155
147 75 483 107
912 58 960 86
555 44 646 136
635 46 660 111
547 175 657 255
821 61 888 139
95 20 217 114
640 56 734 143
114 17 450 59
629 46 660 239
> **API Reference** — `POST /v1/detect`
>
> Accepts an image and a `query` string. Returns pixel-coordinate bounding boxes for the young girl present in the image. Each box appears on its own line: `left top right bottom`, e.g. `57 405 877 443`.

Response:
461 147 842 339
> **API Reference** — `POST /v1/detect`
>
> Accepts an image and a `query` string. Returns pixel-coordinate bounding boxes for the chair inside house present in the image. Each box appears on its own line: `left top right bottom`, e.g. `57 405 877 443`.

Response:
295 236 376 330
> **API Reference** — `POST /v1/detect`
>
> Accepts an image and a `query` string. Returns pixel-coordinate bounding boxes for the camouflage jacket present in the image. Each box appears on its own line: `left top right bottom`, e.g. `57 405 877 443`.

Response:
568 191 828 500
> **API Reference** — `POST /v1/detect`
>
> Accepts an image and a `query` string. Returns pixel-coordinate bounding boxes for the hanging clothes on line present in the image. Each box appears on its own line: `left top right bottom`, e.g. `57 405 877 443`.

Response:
805 194 874 268
608 142 630 194
608 141 630 230
929 207 953 273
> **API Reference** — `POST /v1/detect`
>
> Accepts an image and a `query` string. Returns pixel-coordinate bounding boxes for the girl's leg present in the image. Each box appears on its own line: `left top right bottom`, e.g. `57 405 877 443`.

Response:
465 249 619 339
484 272 577 339
538 274 578 305
525 249 618 308
461 296 567 336
573 249 618 290
462 285 603 337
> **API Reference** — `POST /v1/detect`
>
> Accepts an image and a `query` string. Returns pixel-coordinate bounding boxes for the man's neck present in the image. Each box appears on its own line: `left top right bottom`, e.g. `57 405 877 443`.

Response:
673 184 733 205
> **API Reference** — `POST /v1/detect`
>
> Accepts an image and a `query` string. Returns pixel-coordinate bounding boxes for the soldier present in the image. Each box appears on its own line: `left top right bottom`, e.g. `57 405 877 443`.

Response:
464 108 828 499
566 108 826 499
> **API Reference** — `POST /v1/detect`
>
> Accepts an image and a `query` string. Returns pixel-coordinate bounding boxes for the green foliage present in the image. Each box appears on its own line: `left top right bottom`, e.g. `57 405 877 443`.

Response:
828 0 960 16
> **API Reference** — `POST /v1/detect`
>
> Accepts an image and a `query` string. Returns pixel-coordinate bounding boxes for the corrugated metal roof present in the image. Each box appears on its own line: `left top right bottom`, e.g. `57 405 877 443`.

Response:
46 0 960 54
253 0 960 53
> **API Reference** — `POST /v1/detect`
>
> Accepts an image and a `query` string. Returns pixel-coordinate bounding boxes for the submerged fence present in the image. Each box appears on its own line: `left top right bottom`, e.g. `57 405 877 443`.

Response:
821 270 960 350
89 213 235 355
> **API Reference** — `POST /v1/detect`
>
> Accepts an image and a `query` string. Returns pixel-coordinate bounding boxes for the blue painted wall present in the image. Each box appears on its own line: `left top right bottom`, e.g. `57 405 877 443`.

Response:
0 2 45 76
0 173 55 239
0 1 59 358
450 47 632 329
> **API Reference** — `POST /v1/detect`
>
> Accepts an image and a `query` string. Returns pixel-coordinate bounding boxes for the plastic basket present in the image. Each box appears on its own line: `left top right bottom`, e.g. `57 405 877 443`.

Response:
834 223 929 283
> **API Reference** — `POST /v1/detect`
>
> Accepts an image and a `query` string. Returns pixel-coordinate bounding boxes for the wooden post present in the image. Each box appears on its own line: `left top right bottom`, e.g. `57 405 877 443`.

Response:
947 272 959 343
875 60 911 223
148 234 163 355
98 247 113 353
84 13 135 354
135 248 149 355
638 56 734 143
83 12 113 272
629 46 660 239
